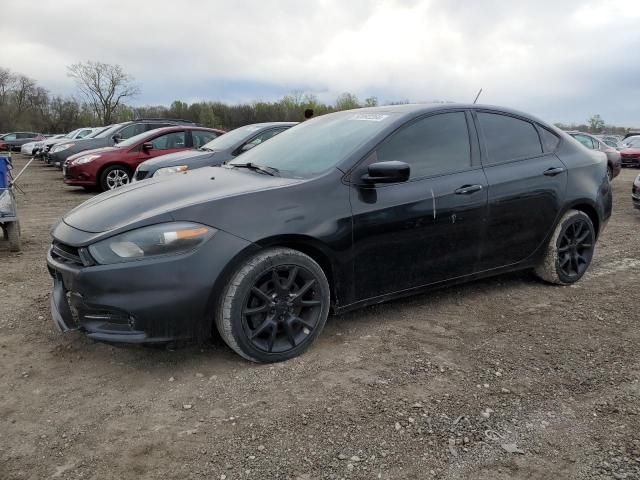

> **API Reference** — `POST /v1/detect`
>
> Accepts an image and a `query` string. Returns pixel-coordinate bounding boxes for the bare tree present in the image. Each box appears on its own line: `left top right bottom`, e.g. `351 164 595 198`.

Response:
0 67 15 105
67 61 140 125
13 75 36 117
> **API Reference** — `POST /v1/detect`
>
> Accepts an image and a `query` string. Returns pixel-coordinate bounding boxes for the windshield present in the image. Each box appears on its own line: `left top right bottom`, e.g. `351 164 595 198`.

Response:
625 136 640 147
114 129 156 148
200 125 267 151
87 127 108 138
95 123 126 139
65 129 80 138
228 112 399 178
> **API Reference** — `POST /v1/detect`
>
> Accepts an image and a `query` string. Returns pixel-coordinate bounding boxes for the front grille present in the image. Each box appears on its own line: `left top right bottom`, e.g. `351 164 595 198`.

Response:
135 170 149 181
51 242 92 267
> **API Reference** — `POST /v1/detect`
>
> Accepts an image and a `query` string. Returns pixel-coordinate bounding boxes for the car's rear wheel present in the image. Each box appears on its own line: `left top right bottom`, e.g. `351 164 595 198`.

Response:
216 247 330 363
100 165 131 192
534 210 595 285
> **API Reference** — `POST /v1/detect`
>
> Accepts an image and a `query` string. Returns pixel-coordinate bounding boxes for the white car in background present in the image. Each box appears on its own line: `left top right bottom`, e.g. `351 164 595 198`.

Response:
40 127 103 160
21 134 67 155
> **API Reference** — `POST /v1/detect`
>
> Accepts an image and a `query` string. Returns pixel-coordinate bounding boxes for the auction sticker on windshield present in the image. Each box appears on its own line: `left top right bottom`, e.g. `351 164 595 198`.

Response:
349 113 390 122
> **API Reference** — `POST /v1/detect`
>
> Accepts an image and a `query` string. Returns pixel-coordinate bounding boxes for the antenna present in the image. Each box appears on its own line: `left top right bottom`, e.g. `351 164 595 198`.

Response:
473 88 483 104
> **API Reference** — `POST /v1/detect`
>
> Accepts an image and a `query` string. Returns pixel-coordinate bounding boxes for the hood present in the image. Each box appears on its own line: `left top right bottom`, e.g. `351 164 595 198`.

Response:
56 137 109 152
621 147 640 155
62 166 302 234
138 149 215 170
66 146 119 162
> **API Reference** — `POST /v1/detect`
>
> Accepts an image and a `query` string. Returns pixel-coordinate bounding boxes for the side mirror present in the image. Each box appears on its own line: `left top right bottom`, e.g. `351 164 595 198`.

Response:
361 161 410 184
112 134 122 143
142 142 154 151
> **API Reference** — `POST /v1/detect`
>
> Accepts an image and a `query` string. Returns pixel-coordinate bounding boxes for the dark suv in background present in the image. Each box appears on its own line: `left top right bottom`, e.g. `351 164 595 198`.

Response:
0 132 44 151
47 119 199 167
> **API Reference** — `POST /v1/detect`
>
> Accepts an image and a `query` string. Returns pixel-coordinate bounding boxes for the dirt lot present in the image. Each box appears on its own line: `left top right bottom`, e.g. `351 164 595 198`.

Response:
1 155 639 480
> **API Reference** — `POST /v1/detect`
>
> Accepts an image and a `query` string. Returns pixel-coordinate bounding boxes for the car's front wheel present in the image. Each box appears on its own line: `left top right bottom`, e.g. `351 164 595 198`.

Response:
216 248 330 363
534 209 595 285
100 165 131 192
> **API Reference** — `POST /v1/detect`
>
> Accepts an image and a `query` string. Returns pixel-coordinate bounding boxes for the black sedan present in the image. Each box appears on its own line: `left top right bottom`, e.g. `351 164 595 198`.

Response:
132 122 296 181
47 104 612 363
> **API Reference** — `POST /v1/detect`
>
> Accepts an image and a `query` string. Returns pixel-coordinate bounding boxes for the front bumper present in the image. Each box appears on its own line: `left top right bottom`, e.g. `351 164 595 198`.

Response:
48 151 70 167
47 227 256 343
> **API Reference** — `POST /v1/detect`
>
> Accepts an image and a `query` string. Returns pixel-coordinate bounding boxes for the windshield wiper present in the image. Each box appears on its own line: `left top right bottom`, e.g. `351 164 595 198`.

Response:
229 162 279 177
199 147 215 152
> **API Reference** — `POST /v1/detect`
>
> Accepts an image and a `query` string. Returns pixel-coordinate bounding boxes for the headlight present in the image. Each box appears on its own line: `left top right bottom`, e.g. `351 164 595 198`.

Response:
153 165 189 177
72 154 101 165
634 175 640 188
52 143 74 153
88 222 216 265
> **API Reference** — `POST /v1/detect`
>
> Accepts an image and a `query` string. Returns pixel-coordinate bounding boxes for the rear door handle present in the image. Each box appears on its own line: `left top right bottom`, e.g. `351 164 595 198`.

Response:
454 184 483 195
543 167 565 176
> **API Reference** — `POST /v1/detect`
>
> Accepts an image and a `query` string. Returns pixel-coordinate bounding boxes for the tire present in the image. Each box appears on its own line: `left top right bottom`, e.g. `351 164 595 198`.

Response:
534 210 595 285
607 165 613 181
99 165 131 192
216 247 331 363
6 221 20 252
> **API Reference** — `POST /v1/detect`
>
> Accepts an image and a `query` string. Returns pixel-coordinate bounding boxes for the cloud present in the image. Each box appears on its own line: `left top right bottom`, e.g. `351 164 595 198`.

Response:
0 0 639 124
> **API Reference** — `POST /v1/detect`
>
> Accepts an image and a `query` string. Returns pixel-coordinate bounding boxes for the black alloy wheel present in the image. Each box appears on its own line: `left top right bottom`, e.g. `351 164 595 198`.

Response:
216 247 330 363
557 217 594 281
242 265 322 354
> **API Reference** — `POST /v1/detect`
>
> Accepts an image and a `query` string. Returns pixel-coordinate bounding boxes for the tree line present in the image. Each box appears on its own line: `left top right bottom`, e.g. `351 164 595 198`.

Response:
0 63 388 134
0 62 635 135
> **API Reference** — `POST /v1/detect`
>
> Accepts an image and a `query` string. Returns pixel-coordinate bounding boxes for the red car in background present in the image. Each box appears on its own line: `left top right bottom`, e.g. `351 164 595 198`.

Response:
63 126 225 191
620 135 640 168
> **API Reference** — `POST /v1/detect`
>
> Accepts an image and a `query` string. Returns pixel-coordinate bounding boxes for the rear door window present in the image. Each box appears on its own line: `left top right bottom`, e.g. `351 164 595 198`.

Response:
192 130 220 149
151 131 186 150
477 112 543 164
119 123 146 140
573 134 596 150
376 111 472 179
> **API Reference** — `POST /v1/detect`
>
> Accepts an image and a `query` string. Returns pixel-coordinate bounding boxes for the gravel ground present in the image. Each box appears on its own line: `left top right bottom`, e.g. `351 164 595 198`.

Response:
1 155 639 480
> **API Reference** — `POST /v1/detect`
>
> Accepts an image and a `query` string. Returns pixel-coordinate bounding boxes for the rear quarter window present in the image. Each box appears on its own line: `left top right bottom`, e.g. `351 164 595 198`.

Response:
538 127 560 152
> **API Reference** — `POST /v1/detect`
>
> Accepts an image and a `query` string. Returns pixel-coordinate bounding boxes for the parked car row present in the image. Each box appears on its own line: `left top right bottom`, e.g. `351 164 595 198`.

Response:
63 124 225 191
33 118 297 192
46 103 613 362
567 131 621 180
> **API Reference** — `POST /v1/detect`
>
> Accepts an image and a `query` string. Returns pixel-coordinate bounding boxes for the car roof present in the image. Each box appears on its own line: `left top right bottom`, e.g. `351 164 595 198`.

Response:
240 122 298 128
141 125 226 134
332 103 554 126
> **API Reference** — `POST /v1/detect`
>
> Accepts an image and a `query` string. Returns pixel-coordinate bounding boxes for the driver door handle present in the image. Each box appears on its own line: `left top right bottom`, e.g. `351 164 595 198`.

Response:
454 184 483 195
544 167 565 176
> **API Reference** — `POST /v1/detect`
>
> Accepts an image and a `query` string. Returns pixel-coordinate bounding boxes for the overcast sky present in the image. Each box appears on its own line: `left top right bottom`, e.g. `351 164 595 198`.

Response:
1 0 639 125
